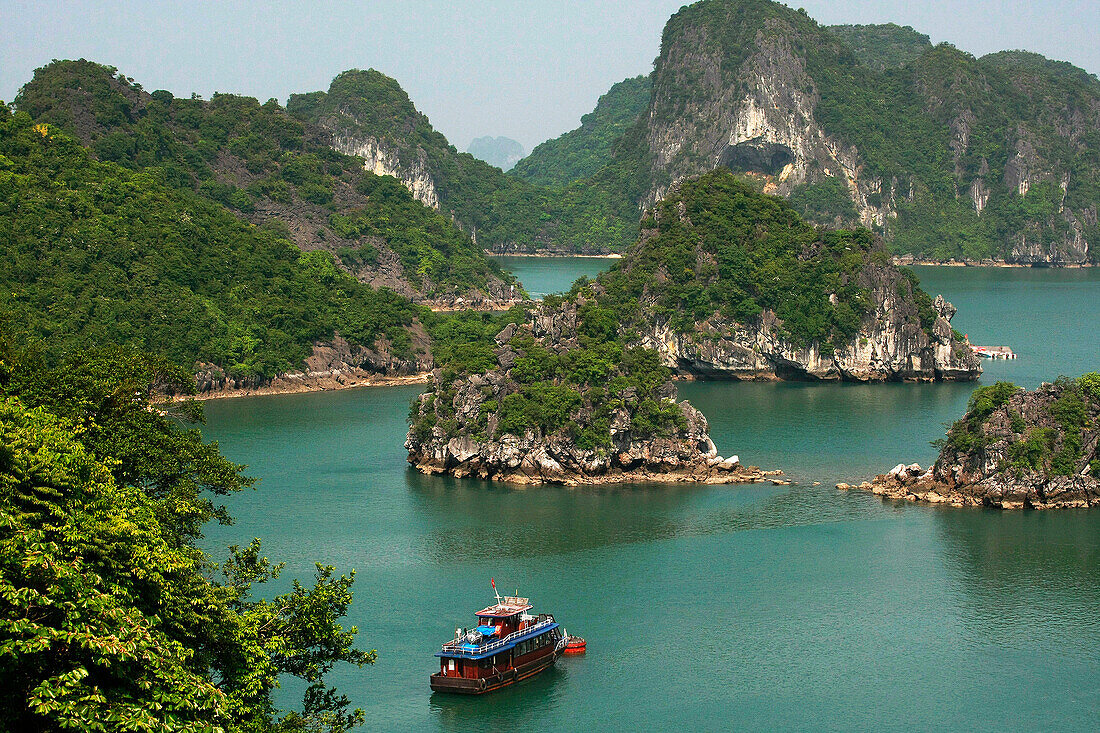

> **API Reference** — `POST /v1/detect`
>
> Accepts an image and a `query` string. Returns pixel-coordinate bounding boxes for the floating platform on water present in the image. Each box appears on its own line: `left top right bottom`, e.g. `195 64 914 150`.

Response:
971 345 1017 360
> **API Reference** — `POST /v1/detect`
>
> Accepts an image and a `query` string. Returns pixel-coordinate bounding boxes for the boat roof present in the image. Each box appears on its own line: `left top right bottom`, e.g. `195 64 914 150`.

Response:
475 596 532 618
436 621 558 660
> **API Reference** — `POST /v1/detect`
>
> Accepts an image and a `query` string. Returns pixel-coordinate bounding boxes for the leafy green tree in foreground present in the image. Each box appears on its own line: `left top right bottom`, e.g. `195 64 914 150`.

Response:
0 343 374 731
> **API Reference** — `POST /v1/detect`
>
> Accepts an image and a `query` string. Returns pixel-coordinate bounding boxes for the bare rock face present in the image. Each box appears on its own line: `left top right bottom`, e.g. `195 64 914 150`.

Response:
646 12 891 230
850 377 1100 508
637 270 978 381
331 134 440 211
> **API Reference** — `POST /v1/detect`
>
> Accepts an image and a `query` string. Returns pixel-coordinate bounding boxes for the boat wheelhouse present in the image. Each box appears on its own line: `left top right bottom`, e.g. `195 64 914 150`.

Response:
430 594 565 694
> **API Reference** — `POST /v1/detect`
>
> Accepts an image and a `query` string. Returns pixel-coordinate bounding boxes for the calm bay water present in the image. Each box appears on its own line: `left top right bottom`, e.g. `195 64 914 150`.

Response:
492 255 614 298
202 262 1100 731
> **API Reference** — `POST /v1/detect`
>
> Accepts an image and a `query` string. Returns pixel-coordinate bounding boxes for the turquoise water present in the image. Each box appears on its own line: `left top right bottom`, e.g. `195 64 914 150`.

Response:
492 255 614 298
201 264 1100 731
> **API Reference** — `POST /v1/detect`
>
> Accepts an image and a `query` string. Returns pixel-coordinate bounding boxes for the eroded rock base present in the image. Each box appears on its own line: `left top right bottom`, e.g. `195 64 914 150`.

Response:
839 463 1100 509
409 442 781 487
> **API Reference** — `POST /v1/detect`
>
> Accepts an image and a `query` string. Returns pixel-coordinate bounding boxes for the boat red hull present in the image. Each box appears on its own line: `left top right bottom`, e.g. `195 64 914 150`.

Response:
430 647 562 695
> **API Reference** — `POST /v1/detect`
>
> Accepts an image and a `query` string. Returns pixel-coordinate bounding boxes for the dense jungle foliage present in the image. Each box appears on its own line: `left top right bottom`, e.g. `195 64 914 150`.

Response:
14 59 514 295
510 75 652 187
0 107 420 379
589 170 879 349
288 69 642 253
825 23 932 71
942 375 1100 479
0 342 372 731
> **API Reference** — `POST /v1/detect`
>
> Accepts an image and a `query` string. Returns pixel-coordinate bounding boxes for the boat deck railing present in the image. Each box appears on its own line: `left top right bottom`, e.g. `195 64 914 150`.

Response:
440 615 556 656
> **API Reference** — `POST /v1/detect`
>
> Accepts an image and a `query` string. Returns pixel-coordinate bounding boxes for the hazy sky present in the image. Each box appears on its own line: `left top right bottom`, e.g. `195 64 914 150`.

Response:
2 1 1098 152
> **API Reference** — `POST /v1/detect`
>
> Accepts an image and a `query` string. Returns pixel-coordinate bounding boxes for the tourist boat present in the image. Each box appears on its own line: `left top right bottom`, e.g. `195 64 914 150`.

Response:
430 582 566 695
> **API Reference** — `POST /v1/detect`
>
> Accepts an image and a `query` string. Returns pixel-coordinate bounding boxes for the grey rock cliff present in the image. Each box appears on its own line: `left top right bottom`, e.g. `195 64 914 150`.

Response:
635 265 979 382
331 132 440 210
850 378 1100 508
646 14 889 229
634 3 1099 265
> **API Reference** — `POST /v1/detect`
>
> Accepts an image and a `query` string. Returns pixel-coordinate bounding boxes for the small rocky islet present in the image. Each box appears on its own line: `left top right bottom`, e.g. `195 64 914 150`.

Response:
406 317 779 486
844 375 1100 509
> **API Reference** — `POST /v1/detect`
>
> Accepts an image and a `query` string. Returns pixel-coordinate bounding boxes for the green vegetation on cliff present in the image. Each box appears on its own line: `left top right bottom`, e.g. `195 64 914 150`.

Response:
0 343 372 731
15 59 515 295
330 171 514 294
826 23 931 71
940 374 1100 481
0 107 419 379
511 75 652 187
289 69 641 253
593 170 876 349
410 314 684 453
514 0 1100 262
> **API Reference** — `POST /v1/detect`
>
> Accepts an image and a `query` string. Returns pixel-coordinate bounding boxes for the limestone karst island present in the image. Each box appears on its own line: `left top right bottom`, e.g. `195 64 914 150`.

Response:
2 0 1098 730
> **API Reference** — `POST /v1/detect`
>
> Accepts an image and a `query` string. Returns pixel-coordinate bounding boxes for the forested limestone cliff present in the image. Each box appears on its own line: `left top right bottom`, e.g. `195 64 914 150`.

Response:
513 0 1100 264
407 169 979 484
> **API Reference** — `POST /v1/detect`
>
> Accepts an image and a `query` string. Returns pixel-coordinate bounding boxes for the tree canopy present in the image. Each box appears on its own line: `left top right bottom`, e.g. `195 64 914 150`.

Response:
0 106 421 380
0 340 374 731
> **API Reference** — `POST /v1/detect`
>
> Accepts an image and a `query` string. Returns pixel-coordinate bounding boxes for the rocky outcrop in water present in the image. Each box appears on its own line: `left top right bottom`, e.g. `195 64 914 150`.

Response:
846 376 1100 508
406 313 777 486
604 171 982 382
408 390 772 486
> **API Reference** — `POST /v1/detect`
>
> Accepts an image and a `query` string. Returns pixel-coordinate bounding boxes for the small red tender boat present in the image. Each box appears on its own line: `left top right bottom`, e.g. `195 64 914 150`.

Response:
563 633 586 655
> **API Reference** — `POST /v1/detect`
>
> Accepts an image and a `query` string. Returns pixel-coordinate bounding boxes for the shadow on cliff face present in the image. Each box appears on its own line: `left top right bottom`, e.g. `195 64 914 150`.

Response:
718 140 794 176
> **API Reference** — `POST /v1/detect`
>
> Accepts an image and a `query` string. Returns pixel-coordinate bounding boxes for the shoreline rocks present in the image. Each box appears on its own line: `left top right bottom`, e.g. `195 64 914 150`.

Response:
841 463 1100 509
408 441 780 487
843 376 1100 509
192 333 432 399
